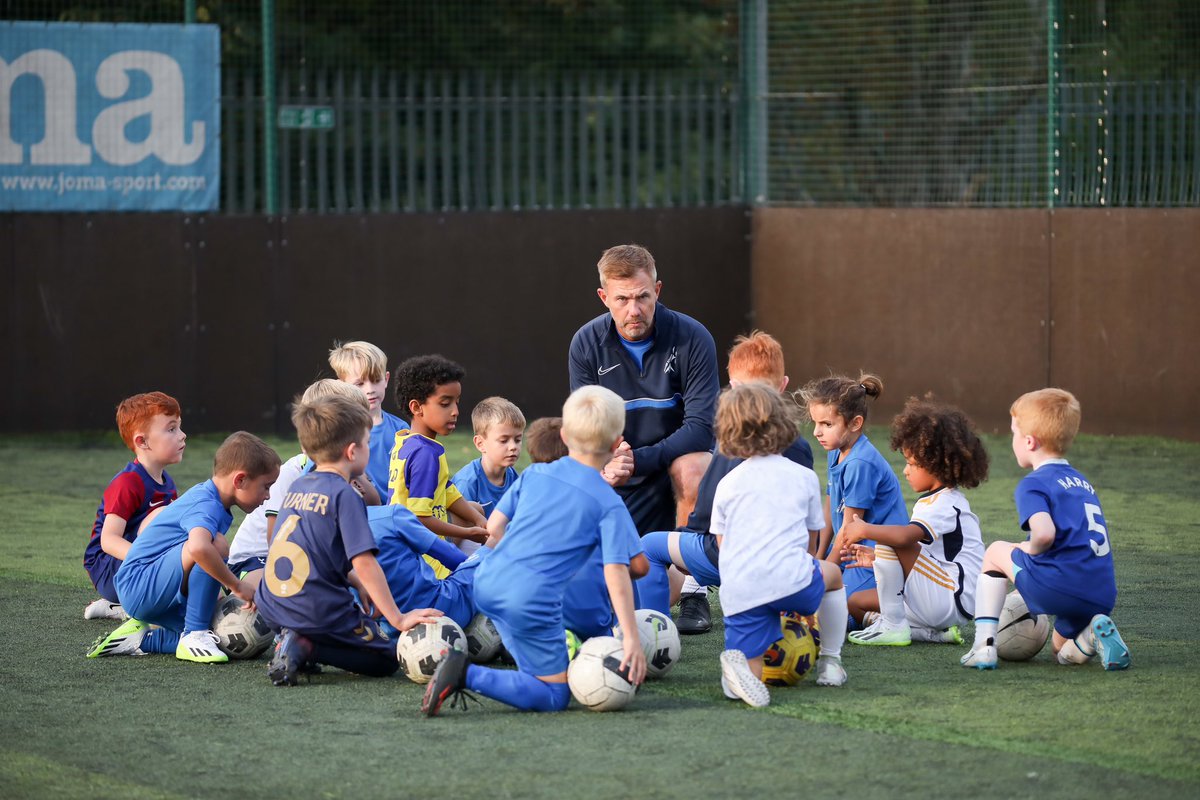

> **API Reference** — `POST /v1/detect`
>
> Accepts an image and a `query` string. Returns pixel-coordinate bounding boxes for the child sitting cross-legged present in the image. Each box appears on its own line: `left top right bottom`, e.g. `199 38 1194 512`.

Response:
713 383 850 707
88 432 281 663
840 396 990 647
421 386 646 715
258 393 443 686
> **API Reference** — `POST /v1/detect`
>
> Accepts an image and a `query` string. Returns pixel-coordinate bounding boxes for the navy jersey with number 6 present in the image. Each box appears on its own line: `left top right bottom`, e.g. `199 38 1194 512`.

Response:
1014 459 1117 609
256 471 379 636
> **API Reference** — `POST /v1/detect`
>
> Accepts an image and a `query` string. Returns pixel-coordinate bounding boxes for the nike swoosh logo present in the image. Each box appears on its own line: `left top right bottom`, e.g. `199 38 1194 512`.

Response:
149 500 168 508
598 365 620 375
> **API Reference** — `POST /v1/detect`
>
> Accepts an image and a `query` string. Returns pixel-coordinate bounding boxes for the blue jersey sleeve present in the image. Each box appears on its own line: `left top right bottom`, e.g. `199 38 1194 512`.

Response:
495 472 524 520
839 459 884 513
336 486 377 561
404 445 440 505
598 504 638 565
180 499 231 539
1014 475 1052 532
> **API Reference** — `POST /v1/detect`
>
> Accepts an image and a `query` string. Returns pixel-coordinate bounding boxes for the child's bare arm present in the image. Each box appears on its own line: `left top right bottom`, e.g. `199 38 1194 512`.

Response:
827 505 867 564
484 509 509 549
98 515 132 560
604 563 646 685
1020 512 1057 555
350 552 442 631
842 514 925 548
417 512 489 544
628 553 650 579
816 496 834 560
186 528 255 608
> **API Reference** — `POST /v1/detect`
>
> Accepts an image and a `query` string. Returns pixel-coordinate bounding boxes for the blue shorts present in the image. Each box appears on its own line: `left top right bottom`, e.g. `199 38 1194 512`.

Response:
228 555 267 579
113 543 187 632
724 564 826 659
86 552 122 603
432 548 490 628
475 562 567 677
643 530 721 587
1012 553 1114 639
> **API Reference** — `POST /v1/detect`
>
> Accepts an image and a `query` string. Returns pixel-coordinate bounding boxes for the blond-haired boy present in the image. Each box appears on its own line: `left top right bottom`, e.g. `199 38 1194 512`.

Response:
962 388 1130 671
329 340 409 503
422 386 645 715
89 432 281 663
451 396 526 553
258 393 442 686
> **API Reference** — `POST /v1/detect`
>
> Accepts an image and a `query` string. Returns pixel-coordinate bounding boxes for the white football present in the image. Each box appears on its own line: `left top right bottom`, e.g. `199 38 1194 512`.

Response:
464 613 503 664
567 635 638 711
612 608 682 679
396 618 467 684
211 594 274 659
995 590 1052 661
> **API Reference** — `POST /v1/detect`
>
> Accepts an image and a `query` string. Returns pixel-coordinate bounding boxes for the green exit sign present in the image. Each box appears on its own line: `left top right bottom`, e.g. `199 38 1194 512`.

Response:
278 106 335 130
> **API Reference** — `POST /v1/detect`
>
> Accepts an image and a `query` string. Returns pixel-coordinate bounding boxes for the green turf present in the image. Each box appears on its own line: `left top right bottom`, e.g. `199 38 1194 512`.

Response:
2 430 1198 799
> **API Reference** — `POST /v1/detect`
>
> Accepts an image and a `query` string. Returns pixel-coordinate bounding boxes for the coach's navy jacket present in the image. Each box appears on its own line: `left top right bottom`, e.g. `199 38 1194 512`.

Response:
568 303 719 481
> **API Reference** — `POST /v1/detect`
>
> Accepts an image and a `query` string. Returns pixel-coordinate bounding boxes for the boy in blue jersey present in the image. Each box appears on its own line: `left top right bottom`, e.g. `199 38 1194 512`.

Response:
88 432 280 663
422 386 647 715
451 396 526 554
639 331 813 619
962 388 1131 671
83 392 186 621
390 355 490 576
259 394 443 686
329 340 409 503
523 416 650 639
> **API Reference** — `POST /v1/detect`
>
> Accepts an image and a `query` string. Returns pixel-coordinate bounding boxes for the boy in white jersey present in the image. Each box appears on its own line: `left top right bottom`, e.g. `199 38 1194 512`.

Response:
840 397 990 646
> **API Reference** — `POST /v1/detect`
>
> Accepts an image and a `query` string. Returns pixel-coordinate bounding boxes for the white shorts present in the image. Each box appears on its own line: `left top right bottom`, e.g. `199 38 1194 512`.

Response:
903 554 970 630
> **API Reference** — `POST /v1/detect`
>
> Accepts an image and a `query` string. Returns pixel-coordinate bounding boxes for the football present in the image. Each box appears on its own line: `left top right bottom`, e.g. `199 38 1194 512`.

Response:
210 594 274 659
761 612 819 686
612 608 682 679
567 635 638 711
464 613 503 664
396 618 467 684
996 590 1051 661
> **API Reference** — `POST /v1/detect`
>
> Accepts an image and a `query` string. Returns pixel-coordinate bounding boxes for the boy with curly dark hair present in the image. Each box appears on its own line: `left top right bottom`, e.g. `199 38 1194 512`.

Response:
839 396 990 646
389 355 489 577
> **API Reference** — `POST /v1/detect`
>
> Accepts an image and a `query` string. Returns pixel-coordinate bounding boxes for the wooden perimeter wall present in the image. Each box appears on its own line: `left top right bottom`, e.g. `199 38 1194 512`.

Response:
0 209 750 433
752 208 1200 439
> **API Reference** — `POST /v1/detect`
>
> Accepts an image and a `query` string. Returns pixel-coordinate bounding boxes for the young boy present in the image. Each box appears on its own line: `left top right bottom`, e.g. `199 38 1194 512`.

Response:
422 386 647 715
88 432 280 663
83 392 186 621
524 416 650 639
451 397 525 555
259 394 443 686
329 340 409 503
389 355 489 576
638 331 814 621
227 380 380 584
961 388 1131 671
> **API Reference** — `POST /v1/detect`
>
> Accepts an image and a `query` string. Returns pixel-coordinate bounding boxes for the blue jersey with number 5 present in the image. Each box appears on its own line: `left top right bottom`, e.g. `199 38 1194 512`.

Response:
1014 460 1116 607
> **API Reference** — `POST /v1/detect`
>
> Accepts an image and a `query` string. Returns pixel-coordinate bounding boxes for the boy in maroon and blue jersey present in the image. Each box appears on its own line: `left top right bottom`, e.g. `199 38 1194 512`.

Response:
82 392 186 621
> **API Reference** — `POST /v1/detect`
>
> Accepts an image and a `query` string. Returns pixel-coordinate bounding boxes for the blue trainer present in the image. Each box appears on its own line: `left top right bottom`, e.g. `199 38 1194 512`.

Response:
1090 615 1131 671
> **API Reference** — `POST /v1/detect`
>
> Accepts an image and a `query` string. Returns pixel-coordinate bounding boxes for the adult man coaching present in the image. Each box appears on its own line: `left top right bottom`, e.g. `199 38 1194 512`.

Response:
568 244 719 634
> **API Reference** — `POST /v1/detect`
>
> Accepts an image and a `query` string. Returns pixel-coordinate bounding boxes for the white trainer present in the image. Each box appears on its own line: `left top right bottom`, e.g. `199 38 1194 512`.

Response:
87 618 147 657
815 654 848 686
719 650 770 708
960 644 998 669
719 675 739 700
84 598 128 621
176 630 229 663
848 618 911 646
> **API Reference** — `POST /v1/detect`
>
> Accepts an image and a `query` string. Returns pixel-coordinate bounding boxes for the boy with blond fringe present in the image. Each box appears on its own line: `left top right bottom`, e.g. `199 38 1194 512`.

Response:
329 340 409 503
451 397 526 554
961 388 1130 671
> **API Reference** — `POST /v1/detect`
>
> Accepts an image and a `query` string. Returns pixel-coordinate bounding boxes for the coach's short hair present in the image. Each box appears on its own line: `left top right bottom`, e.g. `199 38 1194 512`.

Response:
213 432 281 478
328 340 388 383
301 378 370 411
562 386 625 456
115 391 181 453
727 330 785 387
1010 388 1081 456
292 394 373 465
716 383 800 459
597 244 657 287
471 396 526 438
525 417 567 464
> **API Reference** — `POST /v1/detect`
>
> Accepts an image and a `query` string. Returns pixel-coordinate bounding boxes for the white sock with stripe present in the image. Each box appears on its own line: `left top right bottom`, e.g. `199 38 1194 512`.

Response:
873 546 907 626
971 572 1009 648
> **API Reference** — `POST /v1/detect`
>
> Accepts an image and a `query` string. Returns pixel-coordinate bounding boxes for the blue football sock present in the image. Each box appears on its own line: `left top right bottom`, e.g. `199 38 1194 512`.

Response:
465 666 571 712
141 627 180 654
182 565 222 634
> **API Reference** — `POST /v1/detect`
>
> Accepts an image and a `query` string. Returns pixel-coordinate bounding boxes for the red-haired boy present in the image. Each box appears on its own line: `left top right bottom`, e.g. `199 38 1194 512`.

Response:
82 392 187 620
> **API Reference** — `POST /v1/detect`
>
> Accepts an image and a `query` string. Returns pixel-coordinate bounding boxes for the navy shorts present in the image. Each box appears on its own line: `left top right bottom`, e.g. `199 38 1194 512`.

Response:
86 553 121 603
1012 552 1114 639
227 555 267 579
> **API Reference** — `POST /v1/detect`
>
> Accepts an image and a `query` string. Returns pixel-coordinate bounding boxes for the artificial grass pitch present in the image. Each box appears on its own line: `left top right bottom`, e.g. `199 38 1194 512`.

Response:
1 431 1198 799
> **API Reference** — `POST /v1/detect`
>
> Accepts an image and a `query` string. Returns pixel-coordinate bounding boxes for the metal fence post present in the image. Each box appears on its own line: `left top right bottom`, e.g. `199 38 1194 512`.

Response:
740 0 767 205
1047 0 1060 208
262 0 279 215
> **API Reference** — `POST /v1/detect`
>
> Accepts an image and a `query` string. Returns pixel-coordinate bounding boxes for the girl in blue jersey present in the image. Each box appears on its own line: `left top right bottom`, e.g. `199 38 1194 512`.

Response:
800 373 908 613
961 388 1130 671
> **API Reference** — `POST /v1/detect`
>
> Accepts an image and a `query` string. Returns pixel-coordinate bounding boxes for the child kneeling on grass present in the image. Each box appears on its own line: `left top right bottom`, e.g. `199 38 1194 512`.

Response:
713 383 849 707
422 386 646 715
258 393 442 686
88 432 281 663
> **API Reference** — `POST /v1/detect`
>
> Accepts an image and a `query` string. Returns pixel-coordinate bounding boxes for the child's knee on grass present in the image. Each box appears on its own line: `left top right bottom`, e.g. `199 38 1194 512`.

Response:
848 588 879 619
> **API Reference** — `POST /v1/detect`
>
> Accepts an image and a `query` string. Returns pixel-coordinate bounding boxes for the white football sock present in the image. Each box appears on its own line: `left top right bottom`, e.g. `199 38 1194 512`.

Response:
817 587 848 658
680 574 705 596
873 545 907 626
971 573 1008 648
1056 637 1093 664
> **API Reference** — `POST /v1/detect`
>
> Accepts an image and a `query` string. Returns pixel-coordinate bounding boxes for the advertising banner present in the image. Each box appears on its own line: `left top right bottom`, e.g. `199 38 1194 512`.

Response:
0 21 219 211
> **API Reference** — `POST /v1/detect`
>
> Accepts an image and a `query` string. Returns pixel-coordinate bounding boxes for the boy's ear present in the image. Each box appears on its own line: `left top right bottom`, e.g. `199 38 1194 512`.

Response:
779 375 789 392
408 397 422 417
232 471 248 489
473 433 486 453
382 370 390 388
132 431 149 450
